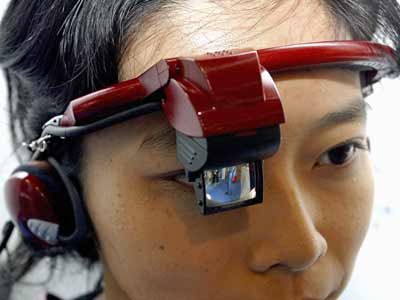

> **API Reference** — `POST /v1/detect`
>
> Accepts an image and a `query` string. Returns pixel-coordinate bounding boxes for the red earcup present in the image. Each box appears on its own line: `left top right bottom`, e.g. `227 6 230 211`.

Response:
3 159 86 249
4 161 65 248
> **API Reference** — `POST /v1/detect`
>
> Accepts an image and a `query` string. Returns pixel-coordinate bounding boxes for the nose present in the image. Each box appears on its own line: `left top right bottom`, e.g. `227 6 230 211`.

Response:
248 168 328 273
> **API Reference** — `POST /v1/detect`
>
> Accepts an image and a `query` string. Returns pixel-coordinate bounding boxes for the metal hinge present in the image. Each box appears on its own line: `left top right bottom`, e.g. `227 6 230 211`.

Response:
23 134 53 153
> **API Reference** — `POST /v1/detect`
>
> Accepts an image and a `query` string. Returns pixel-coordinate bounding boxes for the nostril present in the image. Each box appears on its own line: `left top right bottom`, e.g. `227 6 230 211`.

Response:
270 263 281 269
251 265 277 273
291 252 325 273
251 262 292 274
250 259 282 273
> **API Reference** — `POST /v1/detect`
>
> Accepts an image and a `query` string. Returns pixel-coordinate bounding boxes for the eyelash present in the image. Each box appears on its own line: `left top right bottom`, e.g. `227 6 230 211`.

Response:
315 138 370 168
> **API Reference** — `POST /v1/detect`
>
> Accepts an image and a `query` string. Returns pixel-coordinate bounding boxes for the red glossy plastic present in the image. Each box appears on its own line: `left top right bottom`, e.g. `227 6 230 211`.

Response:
52 41 397 137
60 78 146 127
60 60 170 126
257 41 397 79
163 50 284 137
5 169 59 247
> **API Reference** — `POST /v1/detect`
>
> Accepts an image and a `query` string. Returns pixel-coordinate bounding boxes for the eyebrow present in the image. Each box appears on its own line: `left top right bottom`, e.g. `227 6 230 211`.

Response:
311 97 368 132
139 98 368 151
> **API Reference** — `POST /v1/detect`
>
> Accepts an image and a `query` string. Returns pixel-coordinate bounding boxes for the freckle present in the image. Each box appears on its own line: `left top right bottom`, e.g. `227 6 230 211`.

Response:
117 193 122 198
165 208 172 218
159 245 165 250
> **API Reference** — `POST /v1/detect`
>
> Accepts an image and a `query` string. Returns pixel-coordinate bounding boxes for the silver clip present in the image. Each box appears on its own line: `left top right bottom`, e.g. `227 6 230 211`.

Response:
42 115 63 129
22 115 64 153
22 134 53 153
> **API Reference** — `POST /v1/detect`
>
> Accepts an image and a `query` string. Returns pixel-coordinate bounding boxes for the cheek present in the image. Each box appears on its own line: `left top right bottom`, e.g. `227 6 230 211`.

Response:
84 166 251 296
313 154 374 270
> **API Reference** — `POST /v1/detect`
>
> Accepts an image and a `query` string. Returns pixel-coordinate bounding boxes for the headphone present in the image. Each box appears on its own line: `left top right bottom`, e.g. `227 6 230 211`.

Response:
0 102 159 299
1 156 103 300
3 156 89 251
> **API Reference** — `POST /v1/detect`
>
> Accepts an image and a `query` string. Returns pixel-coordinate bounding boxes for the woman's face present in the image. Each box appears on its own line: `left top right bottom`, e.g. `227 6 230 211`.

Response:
82 1 373 299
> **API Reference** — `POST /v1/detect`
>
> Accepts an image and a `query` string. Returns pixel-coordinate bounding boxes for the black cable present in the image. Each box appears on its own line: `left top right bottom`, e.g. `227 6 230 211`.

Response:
46 273 103 299
43 101 162 139
70 286 103 300
45 273 103 300
67 274 103 300
70 273 103 300
0 221 15 255
46 294 62 300
47 157 89 245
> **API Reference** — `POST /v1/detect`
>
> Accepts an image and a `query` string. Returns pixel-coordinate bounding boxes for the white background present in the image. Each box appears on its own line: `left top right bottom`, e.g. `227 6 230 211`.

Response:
0 1 399 299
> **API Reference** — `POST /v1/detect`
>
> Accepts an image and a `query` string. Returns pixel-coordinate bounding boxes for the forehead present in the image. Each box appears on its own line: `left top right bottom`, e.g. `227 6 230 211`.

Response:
272 69 363 143
119 0 345 79
117 0 363 145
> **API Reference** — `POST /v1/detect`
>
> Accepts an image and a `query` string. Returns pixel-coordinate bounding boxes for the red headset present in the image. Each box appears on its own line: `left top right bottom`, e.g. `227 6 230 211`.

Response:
2 41 398 251
5 157 89 249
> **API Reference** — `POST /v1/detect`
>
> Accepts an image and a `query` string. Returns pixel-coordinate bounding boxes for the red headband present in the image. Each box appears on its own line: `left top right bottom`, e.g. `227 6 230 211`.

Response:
41 41 397 140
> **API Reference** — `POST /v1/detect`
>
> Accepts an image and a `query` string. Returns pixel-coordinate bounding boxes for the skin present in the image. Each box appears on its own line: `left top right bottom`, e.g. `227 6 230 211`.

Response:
81 1 373 299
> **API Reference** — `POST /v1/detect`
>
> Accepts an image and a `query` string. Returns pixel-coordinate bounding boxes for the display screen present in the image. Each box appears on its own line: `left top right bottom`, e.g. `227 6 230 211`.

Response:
203 163 257 208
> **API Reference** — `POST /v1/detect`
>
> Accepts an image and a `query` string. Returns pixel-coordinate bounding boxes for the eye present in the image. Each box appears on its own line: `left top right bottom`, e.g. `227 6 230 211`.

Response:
172 172 194 188
174 172 186 182
316 138 370 167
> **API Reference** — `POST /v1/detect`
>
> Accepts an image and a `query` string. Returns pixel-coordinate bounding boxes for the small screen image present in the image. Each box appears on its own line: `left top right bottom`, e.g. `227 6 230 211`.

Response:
203 163 257 208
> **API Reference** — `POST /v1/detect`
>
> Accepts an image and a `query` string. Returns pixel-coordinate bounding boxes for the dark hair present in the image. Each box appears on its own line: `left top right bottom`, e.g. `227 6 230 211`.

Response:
1 0 400 298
